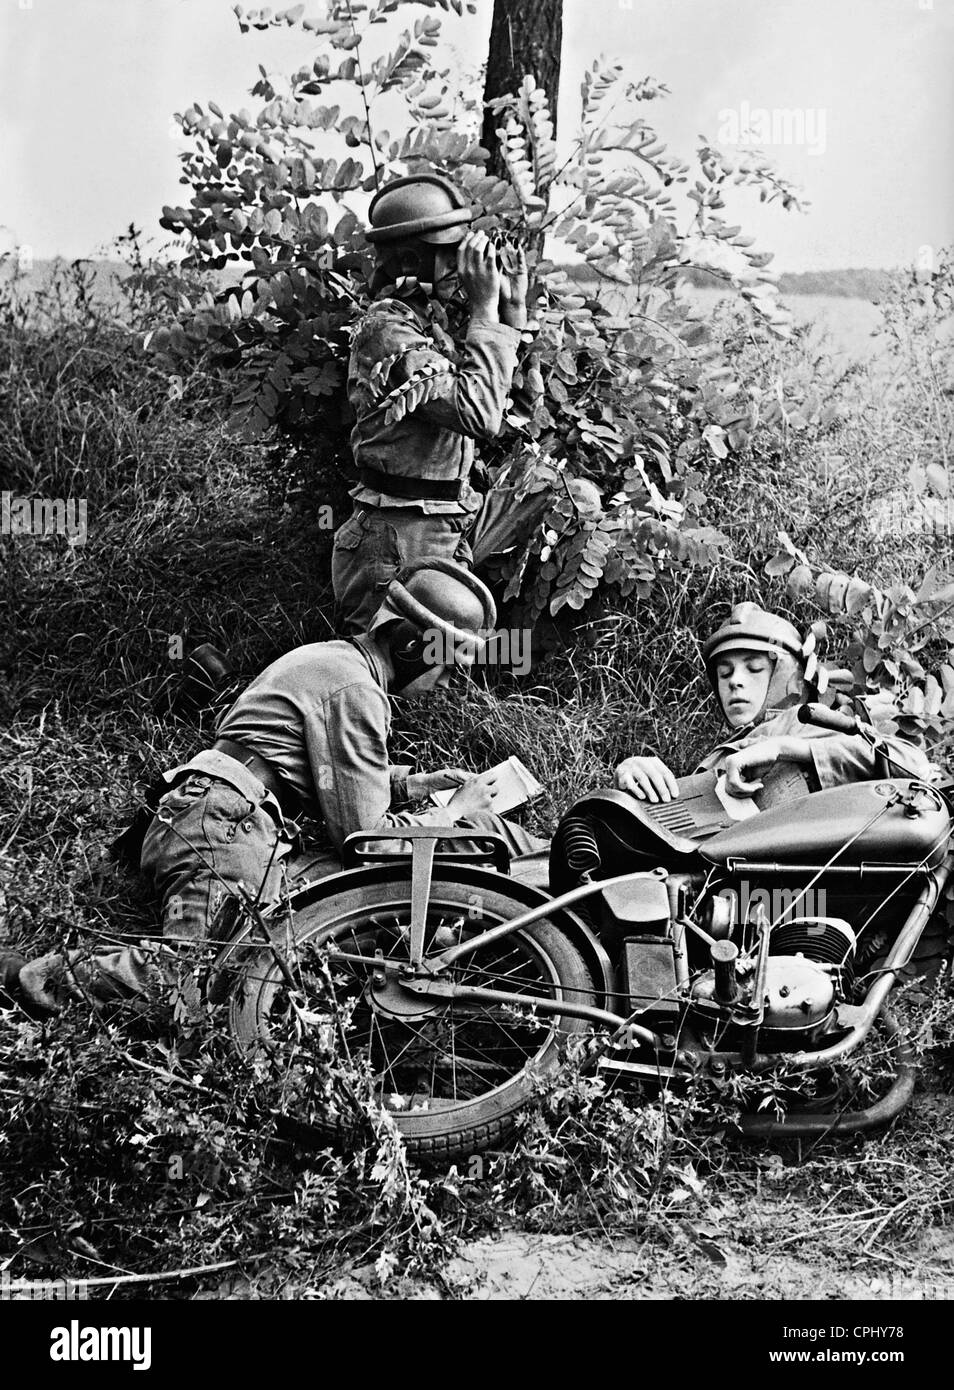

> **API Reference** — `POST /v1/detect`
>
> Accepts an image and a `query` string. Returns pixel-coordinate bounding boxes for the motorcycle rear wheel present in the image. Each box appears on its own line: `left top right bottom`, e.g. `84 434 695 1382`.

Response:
227 875 596 1163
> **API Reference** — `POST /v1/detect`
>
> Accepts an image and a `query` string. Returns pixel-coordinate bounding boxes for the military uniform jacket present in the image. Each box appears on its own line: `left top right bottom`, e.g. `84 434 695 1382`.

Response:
347 295 521 515
172 636 457 852
693 704 932 786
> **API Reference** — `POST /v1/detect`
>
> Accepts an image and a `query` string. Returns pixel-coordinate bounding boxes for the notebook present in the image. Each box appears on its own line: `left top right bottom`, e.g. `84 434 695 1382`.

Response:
429 755 544 816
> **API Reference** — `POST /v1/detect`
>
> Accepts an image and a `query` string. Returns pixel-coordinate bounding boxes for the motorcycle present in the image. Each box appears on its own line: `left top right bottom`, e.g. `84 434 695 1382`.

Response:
221 703 953 1162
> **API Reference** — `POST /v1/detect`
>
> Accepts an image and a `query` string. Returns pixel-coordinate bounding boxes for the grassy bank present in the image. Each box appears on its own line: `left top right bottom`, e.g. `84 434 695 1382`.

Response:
1 255 953 1298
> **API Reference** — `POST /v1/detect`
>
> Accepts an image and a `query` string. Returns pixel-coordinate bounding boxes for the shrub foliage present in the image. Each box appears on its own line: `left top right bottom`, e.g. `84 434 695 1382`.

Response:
153 0 814 623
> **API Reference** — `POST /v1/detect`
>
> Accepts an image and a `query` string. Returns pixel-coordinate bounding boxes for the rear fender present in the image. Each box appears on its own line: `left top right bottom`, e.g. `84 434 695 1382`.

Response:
216 860 617 1008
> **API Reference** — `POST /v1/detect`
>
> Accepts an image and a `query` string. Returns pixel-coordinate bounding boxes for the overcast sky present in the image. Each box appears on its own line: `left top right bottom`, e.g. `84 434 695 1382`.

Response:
1 0 951 270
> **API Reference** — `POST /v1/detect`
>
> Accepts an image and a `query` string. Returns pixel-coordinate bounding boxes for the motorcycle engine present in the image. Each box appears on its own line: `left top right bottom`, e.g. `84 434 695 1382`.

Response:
763 917 856 1049
692 915 857 1051
756 955 836 1049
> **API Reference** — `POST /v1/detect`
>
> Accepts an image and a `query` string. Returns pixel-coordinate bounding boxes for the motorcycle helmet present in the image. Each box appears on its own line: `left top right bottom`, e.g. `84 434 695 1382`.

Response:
702 602 811 721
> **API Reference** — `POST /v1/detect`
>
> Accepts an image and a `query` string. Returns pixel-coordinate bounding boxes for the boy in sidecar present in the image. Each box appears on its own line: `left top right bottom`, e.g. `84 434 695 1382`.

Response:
615 602 931 804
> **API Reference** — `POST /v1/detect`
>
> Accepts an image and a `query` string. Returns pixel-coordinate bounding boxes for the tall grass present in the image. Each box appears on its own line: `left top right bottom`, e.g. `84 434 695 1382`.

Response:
2 252 951 948
1 251 952 1296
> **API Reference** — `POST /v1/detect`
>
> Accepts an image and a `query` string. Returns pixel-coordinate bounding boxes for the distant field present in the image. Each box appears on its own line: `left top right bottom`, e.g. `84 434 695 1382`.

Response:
2 256 891 362
706 287 887 360
599 281 890 362
784 293 886 358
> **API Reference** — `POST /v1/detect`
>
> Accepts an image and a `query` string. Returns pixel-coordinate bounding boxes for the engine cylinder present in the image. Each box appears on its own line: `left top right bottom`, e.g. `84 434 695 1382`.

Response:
769 915 856 994
768 916 855 966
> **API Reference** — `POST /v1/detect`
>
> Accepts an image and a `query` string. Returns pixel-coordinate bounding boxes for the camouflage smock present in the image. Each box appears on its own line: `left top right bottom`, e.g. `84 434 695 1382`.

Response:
347 295 521 515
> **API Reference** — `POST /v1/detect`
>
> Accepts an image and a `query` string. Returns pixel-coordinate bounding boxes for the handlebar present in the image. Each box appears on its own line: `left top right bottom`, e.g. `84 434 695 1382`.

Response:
798 702 926 784
797 702 861 735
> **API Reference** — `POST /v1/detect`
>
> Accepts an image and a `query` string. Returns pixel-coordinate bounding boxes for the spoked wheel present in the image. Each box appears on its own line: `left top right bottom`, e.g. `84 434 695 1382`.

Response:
226 872 596 1162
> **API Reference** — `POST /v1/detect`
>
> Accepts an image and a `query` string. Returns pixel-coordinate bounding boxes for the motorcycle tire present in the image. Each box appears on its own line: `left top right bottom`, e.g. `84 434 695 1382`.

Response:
226 873 596 1164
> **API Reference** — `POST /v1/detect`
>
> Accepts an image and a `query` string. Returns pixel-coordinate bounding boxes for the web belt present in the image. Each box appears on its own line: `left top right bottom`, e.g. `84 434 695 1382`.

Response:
212 738 302 818
358 466 463 502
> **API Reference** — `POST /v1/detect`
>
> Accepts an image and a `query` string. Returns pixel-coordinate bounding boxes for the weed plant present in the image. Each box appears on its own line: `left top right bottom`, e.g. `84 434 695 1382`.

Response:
1 251 953 1297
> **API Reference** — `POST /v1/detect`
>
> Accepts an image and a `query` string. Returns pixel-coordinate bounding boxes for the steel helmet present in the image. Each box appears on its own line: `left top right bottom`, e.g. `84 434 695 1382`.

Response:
366 173 473 246
703 602 807 718
370 557 496 654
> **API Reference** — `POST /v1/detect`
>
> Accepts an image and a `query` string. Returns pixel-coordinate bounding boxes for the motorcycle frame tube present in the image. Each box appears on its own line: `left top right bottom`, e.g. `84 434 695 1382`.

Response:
432 870 680 970
737 1011 916 1137
720 861 939 876
425 869 682 1045
400 976 659 1044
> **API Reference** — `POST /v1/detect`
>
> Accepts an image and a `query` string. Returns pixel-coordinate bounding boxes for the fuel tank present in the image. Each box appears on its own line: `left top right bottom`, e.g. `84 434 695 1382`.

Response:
700 780 949 869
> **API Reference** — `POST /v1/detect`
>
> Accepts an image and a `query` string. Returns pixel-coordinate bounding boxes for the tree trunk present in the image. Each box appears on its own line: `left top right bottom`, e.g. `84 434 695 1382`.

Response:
480 0 563 177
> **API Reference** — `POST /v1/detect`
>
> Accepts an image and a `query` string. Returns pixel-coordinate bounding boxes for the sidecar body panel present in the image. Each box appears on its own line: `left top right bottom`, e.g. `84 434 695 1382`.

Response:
700 780 949 869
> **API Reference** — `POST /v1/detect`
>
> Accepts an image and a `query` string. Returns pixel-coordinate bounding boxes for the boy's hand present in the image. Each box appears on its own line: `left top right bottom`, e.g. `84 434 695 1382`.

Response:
457 231 501 321
498 246 528 331
722 739 782 797
614 756 679 804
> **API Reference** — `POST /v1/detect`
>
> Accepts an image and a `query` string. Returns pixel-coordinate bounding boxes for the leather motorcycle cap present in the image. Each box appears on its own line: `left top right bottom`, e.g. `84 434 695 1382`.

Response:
703 602 803 668
366 173 474 246
703 602 808 719
369 558 497 658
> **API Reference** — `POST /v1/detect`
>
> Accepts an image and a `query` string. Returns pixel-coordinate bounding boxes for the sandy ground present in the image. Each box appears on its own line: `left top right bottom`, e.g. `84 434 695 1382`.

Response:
313 1087 954 1301
441 1228 954 1301
313 1220 954 1301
